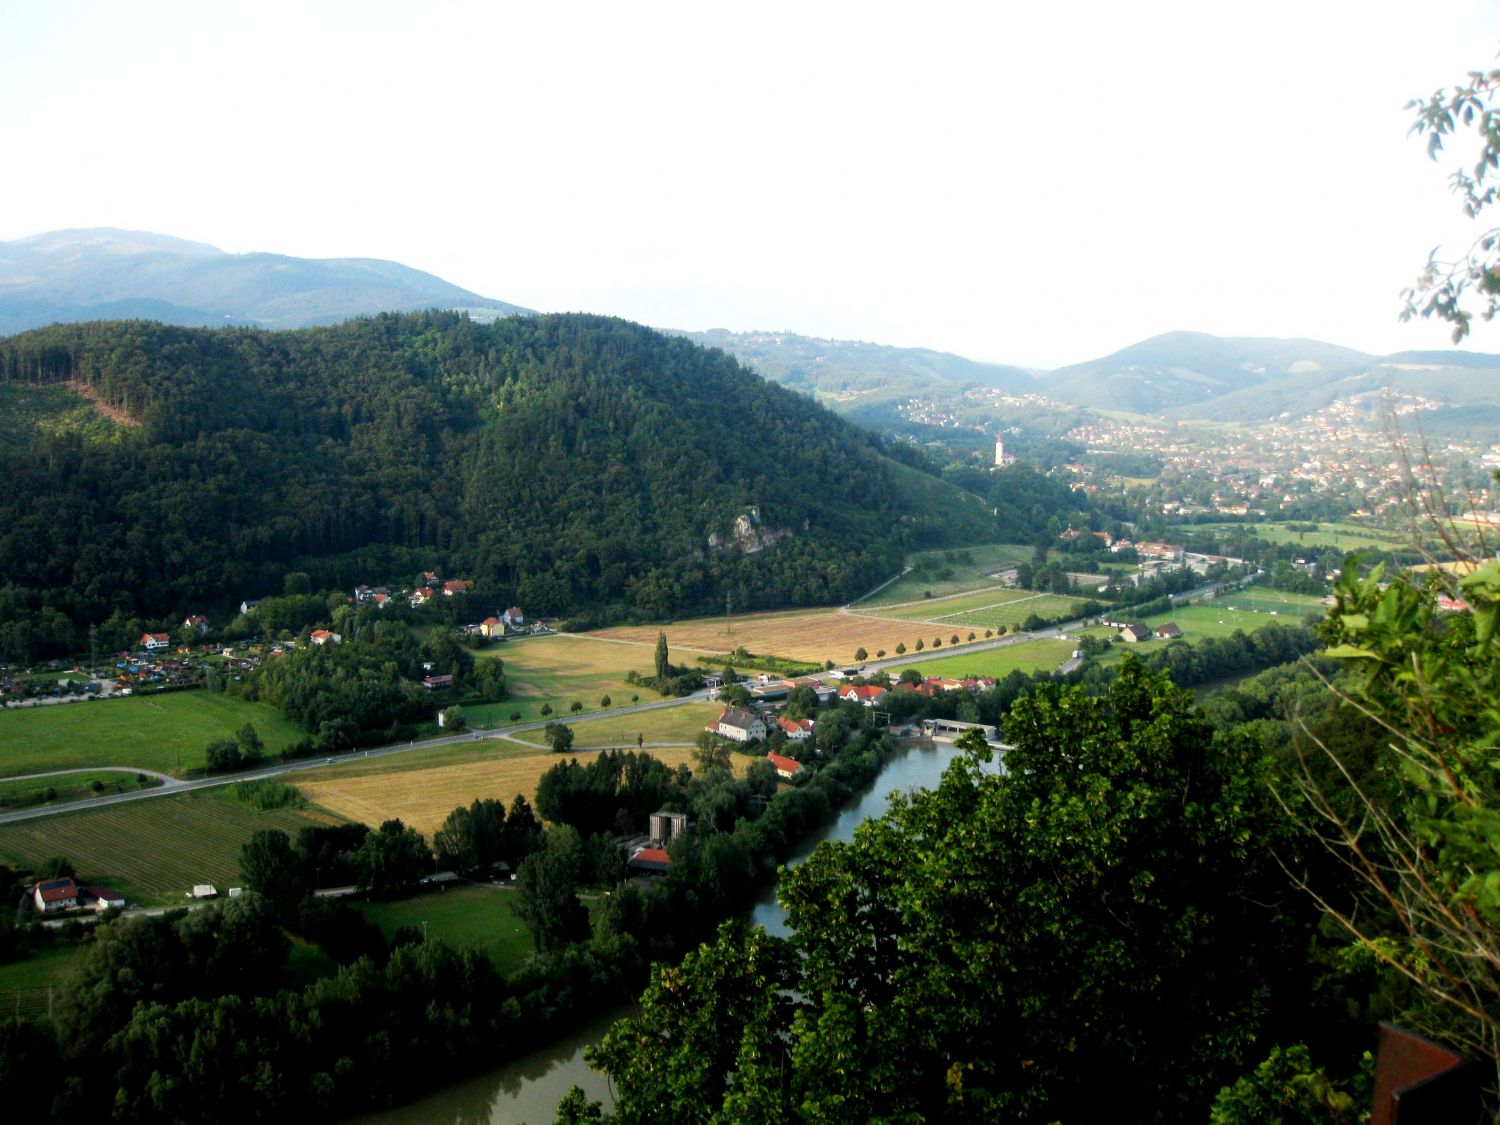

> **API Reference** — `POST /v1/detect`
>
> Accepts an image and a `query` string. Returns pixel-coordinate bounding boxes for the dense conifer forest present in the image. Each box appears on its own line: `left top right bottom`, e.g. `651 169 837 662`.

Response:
0 312 993 649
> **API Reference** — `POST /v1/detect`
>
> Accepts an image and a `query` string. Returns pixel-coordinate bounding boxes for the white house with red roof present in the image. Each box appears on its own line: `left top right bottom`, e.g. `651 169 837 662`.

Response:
838 684 889 707
503 607 526 628
33 877 79 913
443 579 471 596
183 615 208 633
776 716 814 742
139 632 170 651
410 586 436 606
310 629 341 646
766 751 803 779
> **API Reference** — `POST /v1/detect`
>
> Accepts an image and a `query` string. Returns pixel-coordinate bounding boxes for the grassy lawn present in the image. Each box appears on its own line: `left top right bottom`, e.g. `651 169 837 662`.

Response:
0 770 162 811
1177 521 1404 552
0 790 342 906
506 702 721 748
472 635 652 726
1089 591 1328 665
0 692 306 779
894 636 1079 680
858 543 1034 607
355 884 540 975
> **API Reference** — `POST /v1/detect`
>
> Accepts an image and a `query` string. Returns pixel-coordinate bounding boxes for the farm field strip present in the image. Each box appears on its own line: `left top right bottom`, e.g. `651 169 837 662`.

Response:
297 744 713 838
853 583 1019 613
590 610 983 666
855 543 1033 607
0 791 339 905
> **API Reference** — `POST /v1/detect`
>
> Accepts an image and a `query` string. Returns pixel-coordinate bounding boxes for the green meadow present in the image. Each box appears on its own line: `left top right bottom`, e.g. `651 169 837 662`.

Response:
0 692 304 779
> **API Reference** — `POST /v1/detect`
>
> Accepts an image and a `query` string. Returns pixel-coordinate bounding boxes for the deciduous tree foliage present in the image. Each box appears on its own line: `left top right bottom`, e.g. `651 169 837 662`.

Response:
584 662 1316 1122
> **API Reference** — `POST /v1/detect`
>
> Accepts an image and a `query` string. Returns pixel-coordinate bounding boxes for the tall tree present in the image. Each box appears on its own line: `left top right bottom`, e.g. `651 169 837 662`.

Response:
654 631 670 680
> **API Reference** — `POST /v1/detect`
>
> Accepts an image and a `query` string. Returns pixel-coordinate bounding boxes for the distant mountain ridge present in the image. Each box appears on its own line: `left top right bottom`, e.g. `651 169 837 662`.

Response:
675 328 1037 398
0 228 531 334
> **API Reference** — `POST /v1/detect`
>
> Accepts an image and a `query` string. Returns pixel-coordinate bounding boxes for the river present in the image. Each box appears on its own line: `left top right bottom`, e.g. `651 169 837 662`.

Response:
356 738 967 1125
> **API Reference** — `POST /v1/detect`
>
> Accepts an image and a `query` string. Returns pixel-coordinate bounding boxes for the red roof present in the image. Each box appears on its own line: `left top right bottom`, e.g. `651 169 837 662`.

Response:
35 878 78 903
840 684 888 701
633 847 670 864
766 751 802 775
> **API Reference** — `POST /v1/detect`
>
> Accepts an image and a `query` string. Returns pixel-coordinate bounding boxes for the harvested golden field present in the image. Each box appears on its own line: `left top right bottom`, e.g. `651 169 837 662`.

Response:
588 608 989 667
296 743 713 838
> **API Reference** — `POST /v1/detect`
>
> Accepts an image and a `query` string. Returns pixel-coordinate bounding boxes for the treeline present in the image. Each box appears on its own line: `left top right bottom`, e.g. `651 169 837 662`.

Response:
0 313 996 658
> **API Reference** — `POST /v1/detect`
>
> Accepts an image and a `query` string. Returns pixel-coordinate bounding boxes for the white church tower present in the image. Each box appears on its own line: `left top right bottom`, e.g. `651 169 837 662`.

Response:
994 436 1005 466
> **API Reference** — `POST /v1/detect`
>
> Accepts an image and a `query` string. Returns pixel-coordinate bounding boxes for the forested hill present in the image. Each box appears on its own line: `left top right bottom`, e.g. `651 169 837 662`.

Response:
0 313 994 641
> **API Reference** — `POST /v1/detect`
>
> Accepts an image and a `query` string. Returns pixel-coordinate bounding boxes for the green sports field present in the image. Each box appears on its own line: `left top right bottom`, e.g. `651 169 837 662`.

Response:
894 636 1078 680
0 692 305 779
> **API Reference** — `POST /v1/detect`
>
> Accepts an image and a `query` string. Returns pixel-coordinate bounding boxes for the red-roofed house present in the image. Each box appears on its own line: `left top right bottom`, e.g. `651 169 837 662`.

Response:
776 716 813 742
410 586 436 606
183 615 209 633
480 616 504 638
33 878 79 914
503 607 526 628
839 684 889 707
422 674 455 691
310 629 341 646
140 632 170 651
443 579 471 596
766 751 803 779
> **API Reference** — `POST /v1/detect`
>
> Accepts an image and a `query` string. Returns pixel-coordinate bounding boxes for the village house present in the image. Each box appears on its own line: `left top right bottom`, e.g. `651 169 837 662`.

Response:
479 616 505 638
422 674 455 691
183 615 208 633
443 579 471 596
502 606 526 629
139 632 170 651
1119 623 1151 643
86 885 125 912
310 629 341 646
766 750 803 779
1153 622 1183 639
839 684 890 707
410 586 436 606
776 715 814 741
32 877 79 913
712 706 766 743
240 599 260 615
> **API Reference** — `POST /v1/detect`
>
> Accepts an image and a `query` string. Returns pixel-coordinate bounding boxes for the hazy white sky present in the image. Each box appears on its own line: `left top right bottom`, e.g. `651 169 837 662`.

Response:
4 0 1500 367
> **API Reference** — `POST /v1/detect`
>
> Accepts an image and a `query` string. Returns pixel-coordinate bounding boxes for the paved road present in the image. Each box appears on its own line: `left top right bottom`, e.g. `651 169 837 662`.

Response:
0 689 717 827
0 576 1250 828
